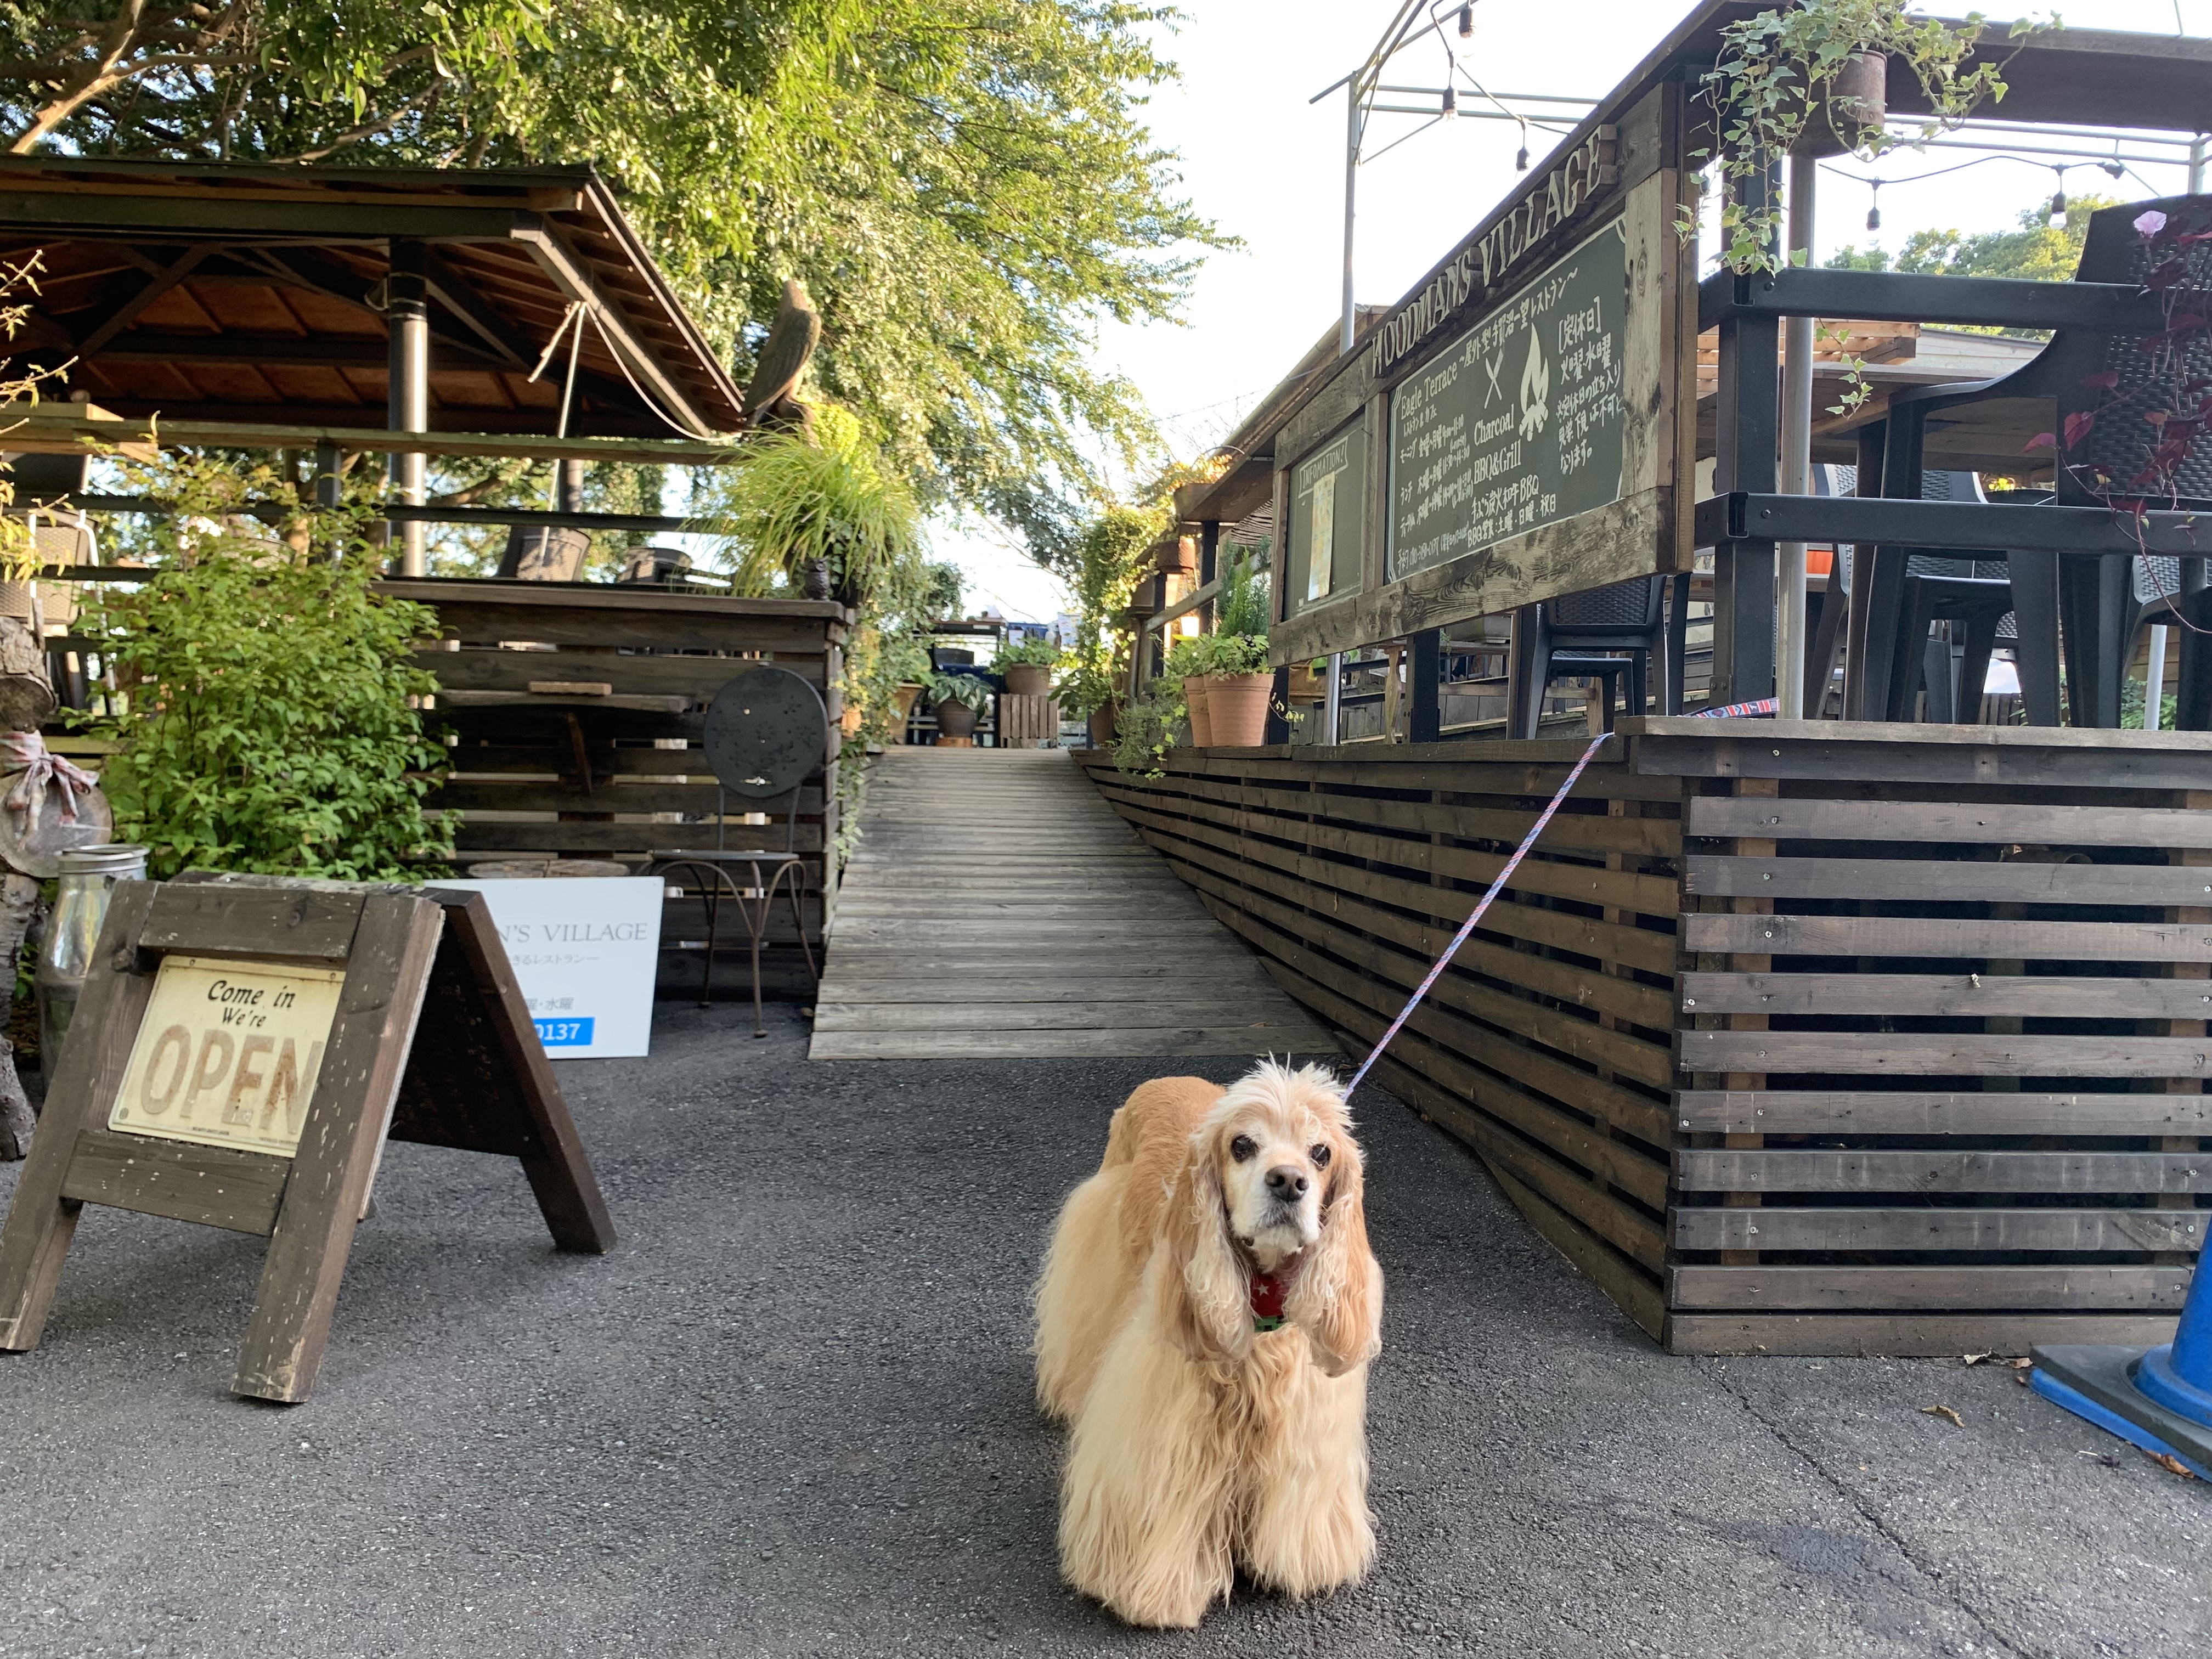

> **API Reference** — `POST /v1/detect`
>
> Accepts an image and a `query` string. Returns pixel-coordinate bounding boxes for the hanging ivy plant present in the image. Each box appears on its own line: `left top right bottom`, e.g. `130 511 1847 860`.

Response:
1694 2 2046 275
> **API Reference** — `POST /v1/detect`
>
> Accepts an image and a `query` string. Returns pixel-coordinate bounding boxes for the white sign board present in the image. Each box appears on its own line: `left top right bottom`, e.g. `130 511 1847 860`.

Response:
434 878 664 1058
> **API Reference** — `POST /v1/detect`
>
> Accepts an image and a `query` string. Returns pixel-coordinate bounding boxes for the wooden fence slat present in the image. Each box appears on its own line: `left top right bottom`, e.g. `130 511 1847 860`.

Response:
1678 971 2212 1019
1680 912 2212 962
1676 1148 2212 1193
1685 795 2212 848
1672 1206 2209 1252
1681 1029 2211 1077
1674 1088 2212 1136
1684 854 2212 906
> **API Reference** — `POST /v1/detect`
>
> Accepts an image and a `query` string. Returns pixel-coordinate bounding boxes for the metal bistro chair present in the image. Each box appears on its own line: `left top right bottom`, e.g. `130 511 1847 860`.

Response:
642 667 827 1037
1506 574 1677 740
1864 194 2212 727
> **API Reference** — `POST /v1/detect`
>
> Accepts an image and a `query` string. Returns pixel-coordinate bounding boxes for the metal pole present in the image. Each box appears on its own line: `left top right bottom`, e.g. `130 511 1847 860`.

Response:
1340 80 1361 356
386 241 430 578
2192 134 2207 194
2148 622 2170 730
1323 652 1344 744
1777 151 1818 719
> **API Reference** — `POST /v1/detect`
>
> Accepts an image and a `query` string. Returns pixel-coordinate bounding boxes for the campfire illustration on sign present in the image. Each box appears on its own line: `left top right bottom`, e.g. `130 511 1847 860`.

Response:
1517 326 1550 441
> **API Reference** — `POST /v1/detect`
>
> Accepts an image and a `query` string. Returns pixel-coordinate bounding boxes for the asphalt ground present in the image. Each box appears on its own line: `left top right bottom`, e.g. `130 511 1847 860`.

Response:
0 1002 2206 1658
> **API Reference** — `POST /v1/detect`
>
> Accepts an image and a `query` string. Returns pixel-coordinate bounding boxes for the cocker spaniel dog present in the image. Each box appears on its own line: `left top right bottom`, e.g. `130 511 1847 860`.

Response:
1033 1060 1383 1628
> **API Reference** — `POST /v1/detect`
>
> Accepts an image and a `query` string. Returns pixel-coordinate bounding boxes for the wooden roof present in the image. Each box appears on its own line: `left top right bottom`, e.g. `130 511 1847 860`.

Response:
0 157 745 440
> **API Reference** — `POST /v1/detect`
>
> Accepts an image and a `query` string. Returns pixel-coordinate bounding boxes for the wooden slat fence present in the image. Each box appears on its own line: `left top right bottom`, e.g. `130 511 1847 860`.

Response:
1078 716 2212 1356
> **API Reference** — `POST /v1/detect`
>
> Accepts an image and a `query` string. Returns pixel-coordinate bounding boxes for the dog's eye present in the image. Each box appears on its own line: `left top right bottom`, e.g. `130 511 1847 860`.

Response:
1229 1135 1257 1162
1311 1144 1331 1167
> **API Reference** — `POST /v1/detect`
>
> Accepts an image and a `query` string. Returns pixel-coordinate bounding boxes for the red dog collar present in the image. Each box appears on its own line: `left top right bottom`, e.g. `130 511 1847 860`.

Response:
1249 1268 1291 1333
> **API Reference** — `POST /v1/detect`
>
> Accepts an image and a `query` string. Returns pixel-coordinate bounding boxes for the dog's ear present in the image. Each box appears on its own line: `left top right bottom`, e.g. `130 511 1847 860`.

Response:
1153 1129 1251 1367
1286 1130 1381 1377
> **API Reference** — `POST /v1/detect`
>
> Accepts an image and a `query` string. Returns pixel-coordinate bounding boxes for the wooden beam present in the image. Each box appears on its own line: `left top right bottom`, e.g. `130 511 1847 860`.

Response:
0 412 738 463
73 246 213 358
510 225 718 437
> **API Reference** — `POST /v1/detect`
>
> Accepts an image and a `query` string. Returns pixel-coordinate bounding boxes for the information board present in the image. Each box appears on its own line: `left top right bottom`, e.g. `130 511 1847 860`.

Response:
1286 418 1366 614
435 877 663 1058
1388 218 1628 582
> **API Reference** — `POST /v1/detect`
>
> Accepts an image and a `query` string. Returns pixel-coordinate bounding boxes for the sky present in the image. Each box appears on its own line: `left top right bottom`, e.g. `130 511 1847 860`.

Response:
932 0 2212 623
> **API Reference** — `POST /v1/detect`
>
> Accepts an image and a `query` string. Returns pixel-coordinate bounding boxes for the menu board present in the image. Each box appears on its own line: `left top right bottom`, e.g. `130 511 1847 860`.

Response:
1286 419 1365 615
1387 218 1627 582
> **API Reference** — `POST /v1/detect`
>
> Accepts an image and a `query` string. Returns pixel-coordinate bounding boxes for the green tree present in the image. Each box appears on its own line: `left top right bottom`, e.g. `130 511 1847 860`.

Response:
1825 195 2123 331
0 2 1219 573
78 456 454 880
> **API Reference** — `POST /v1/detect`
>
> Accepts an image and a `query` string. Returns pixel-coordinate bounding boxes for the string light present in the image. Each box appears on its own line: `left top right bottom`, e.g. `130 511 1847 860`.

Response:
1441 85 1457 118
2048 165 2069 228
1458 4 1475 38
1515 117 1530 172
1865 179 1882 233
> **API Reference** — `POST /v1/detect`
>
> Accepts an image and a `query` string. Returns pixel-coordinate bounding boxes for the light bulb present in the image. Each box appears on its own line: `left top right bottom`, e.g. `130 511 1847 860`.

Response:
2049 189 2067 228
1458 4 1474 38
1515 144 1530 172
1441 86 1457 117
1867 204 1881 232
2101 160 2124 179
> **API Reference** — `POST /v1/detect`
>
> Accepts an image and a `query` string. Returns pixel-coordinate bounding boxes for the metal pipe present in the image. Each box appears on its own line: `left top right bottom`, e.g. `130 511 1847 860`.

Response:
2193 134 2207 193
2148 623 2170 730
1323 652 1344 744
386 241 430 577
1340 81 1361 356
1776 153 1817 720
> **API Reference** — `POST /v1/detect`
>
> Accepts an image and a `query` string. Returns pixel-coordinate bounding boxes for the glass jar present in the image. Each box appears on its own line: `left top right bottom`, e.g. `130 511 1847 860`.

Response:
35 844 148 1080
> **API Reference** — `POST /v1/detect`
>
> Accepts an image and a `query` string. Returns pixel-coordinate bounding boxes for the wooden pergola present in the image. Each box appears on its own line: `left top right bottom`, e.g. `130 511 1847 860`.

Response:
0 156 753 568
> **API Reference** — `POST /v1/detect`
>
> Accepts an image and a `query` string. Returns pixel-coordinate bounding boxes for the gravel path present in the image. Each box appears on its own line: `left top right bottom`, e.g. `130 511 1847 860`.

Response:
0 1003 2204 1657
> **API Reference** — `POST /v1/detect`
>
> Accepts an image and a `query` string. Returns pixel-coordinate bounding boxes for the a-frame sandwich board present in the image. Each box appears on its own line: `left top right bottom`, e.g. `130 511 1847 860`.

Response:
0 872 615 1403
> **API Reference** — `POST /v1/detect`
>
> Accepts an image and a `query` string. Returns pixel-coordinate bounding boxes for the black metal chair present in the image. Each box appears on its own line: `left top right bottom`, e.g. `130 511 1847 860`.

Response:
642 792 819 1039
1861 195 2212 726
1506 575 1677 739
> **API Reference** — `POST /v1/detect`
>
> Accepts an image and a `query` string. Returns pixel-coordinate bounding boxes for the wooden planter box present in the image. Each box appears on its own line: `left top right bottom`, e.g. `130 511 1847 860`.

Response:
1078 719 2212 1356
381 579 848 997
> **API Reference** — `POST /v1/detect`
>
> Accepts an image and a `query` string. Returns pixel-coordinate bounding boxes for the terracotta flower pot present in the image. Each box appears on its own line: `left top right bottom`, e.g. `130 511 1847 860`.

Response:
1087 701 1120 748
1206 672 1273 748
1184 680 1215 748
935 699 979 741
1004 664 1051 697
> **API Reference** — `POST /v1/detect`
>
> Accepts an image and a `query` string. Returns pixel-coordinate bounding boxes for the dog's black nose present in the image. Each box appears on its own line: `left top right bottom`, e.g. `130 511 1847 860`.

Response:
1265 1164 1309 1200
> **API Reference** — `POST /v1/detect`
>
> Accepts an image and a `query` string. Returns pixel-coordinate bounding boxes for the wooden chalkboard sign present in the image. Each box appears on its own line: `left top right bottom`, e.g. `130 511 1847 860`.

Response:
0 872 615 1403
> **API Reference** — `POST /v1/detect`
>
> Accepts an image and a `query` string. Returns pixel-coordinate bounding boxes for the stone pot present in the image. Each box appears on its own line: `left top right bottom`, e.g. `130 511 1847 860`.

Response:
1791 50 1886 157
1087 701 1121 748
1184 679 1215 748
1004 664 1052 697
1206 672 1273 748
935 698 979 741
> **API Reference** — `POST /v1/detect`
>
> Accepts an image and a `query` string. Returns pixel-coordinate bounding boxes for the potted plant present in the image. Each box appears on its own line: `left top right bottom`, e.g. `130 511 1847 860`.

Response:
926 670 992 743
1198 551 1276 748
1695 2 2035 275
996 636 1061 698
1056 662 1121 748
1164 634 1220 747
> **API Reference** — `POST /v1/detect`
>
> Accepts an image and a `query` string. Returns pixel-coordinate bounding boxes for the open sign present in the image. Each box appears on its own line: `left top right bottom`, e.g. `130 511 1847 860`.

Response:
107 956 345 1158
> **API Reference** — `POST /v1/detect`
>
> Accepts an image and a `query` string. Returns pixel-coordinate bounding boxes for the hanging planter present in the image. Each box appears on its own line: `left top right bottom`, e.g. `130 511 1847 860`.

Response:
1790 49 1886 157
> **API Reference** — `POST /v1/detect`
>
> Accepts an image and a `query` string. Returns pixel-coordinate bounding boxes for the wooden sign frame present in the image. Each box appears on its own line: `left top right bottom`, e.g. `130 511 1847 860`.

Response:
0 872 615 1403
1267 81 1696 667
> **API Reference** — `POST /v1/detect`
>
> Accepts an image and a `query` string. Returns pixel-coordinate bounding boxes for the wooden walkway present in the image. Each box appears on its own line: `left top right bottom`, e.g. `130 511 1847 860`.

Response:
808 746 1338 1061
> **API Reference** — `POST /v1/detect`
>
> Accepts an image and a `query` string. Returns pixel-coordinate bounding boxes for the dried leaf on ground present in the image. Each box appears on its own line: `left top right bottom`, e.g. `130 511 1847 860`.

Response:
2144 1451 2199 1480
1962 1352 1992 1365
1921 1404 1966 1427
2009 1357 2034 1369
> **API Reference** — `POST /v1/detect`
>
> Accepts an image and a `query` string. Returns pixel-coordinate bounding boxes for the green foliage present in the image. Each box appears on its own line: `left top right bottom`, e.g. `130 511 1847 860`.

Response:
1109 682 1183 777
925 671 992 713
76 457 454 881
0 2 1226 572
1205 634 1271 675
1161 633 1215 681
1058 503 1165 714
1694 2 2042 275
692 411 922 601
1215 548 1271 642
995 636 1061 670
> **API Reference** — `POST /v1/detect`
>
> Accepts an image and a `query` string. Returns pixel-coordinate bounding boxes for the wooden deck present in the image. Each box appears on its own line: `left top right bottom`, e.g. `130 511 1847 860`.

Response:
808 746 1338 1061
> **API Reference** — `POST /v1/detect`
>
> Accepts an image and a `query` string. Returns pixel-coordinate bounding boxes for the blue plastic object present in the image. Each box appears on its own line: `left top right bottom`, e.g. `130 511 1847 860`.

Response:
2131 1255 2212 1427
2031 1245 2212 1473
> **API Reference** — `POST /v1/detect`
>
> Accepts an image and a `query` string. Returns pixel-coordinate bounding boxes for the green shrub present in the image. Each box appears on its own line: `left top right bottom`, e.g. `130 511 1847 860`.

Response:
996 636 1062 670
78 457 454 880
